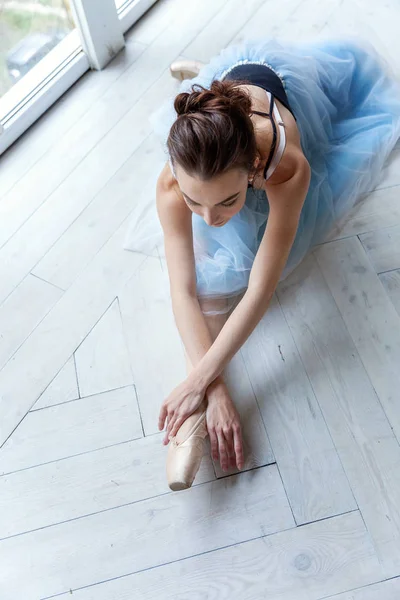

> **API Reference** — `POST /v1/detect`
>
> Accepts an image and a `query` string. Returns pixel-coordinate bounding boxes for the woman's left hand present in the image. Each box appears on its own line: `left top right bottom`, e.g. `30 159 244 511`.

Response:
158 376 206 444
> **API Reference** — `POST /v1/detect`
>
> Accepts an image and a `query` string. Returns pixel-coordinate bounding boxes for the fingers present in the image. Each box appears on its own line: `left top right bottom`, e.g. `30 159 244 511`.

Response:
233 425 244 470
168 413 186 440
209 427 219 463
224 429 236 469
217 430 229 472
158 404 168 432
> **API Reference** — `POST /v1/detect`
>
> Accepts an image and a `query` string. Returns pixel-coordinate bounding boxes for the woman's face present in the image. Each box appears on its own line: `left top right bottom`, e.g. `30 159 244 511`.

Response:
176 166 248 227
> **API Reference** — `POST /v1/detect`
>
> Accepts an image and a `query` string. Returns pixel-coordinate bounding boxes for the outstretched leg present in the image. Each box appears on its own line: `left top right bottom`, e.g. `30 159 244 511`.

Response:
166 297 230 491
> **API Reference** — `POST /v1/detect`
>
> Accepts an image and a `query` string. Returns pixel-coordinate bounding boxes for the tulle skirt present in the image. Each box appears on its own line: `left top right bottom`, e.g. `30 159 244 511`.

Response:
124 37 400 312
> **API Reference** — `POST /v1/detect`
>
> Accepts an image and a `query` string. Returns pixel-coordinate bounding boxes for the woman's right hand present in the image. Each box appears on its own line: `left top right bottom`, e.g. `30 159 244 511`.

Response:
206 382 244 472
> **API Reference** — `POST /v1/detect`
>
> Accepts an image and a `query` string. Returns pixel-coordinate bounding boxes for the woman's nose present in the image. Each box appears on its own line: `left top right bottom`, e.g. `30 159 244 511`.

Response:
204 209 216 226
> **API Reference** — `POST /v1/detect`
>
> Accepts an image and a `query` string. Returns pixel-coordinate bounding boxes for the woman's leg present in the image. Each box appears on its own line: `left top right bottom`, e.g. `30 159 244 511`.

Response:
174 300 228 445
166 297 230 490
185 297 230 374
177 298 230 441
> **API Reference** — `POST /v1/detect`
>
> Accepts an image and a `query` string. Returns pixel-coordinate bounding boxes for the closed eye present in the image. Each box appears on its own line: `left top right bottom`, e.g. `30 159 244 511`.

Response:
221 199 237 207
182 192 240 207
184 196 200 207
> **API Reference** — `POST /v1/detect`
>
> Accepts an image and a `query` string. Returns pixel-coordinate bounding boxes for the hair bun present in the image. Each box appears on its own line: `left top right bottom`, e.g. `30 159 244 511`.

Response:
174 80 252 118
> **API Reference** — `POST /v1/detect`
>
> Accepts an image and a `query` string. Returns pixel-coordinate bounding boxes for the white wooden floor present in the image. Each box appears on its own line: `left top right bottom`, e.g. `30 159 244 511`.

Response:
1 0 400 598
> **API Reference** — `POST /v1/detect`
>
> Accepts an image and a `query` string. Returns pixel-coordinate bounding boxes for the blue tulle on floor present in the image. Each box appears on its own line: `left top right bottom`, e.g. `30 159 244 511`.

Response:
124 38 400 311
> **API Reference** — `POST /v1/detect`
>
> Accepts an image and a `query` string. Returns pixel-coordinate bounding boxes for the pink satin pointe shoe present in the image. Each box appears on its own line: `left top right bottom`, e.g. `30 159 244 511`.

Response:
166 406 208 491
169 59 204 81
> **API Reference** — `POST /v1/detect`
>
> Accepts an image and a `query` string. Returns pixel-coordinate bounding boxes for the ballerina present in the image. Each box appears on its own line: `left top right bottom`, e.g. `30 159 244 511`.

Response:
125 38 400 490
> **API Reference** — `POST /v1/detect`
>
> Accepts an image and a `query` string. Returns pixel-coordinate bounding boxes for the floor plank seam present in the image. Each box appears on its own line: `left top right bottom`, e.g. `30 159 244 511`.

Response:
73 352 81 400
210 459 277 482
72 295 118 359
296 508 359 529
377 266 400 276
30 272 66 292
116 295 146 437
317 575 400 600
29 383 135 413
0 463 282 543
0 435 144 478
0 281 65 378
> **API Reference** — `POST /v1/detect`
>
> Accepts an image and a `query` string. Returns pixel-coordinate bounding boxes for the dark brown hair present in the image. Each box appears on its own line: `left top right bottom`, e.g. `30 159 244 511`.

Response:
167 80 257 180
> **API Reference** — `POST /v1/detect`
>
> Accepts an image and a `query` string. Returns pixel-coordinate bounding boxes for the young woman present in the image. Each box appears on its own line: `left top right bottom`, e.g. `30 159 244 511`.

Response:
125 38 400 489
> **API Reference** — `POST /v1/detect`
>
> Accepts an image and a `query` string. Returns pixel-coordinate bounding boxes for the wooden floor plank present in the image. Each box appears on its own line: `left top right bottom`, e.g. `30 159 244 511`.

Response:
0 386 142 475
128 0 176 45
231 0 305 43
359 225 400 274
380 269 400 317
328 186 400 242
0 274 62 371
32 356 79 410
118 257 187 435
0 466 295 600
282 254 400 578
376 146 400 190
183 0 265 63
241 296 356 525
273 0 339 40
323 577 400 599
31 134 164 291
351 0 400 75
74 300 133 398
46 513 381 600
315 238 400 448
0 432 215 539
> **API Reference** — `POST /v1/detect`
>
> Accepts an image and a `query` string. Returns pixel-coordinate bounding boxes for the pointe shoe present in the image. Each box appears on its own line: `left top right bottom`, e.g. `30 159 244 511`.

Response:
169 59 203 81
166 406 208 491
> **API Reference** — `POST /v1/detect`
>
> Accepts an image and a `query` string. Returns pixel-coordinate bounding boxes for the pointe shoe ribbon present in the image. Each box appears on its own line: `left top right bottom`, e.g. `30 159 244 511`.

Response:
166 409 208 492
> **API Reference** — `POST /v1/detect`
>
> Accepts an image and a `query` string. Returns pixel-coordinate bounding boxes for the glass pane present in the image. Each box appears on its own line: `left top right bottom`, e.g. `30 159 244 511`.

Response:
0 0 75 98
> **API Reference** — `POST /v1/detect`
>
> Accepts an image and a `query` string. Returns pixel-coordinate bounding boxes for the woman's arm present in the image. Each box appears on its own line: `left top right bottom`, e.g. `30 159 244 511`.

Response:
156 165 220 369
194 154 311 384
156 166 244 467
165 152 311 438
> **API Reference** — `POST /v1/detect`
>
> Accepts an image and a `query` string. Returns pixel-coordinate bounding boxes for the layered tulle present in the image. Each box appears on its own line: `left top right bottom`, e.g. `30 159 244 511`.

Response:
124 37 400 312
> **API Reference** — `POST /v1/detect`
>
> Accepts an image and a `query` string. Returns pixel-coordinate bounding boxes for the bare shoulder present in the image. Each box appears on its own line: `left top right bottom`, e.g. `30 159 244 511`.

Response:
266 142 310 187
266 97 310 186
156 162 191 233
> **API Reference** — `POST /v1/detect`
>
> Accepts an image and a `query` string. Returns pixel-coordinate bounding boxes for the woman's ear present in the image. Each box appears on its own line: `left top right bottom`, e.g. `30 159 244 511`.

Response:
249 155 260 184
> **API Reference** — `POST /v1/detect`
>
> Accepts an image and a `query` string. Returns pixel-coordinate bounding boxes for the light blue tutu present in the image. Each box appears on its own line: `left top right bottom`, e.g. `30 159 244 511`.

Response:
125 38 400 310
